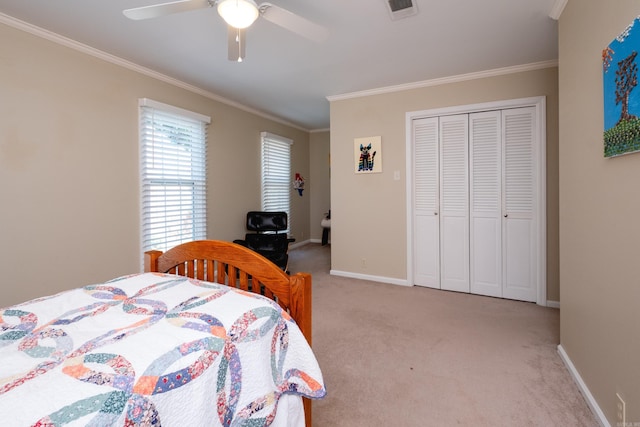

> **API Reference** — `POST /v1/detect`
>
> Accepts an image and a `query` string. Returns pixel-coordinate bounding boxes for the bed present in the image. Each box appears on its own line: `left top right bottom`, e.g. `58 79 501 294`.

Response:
0 240 325 426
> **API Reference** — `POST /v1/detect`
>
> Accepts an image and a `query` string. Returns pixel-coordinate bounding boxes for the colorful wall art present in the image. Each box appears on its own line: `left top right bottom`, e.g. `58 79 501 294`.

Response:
603 16 640 157
354 136 382 173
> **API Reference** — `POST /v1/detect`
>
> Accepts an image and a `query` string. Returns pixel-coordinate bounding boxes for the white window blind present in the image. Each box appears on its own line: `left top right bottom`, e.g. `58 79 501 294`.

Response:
261 132 292 232
139 98 210 254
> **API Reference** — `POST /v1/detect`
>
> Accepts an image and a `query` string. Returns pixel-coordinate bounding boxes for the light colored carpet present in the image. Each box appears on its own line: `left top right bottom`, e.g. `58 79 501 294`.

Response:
288 244 598 427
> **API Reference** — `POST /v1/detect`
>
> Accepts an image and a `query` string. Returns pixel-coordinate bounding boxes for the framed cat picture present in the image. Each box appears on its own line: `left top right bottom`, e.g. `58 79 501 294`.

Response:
354 136 382 173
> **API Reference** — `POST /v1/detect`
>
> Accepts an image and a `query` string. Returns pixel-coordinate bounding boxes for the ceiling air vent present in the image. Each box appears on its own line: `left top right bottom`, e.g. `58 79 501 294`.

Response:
385 0 418 20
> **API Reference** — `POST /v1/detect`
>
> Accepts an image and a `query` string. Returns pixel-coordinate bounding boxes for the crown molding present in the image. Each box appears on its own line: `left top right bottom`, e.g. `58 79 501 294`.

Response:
549 0 568 20
0 12 308 132
326 59 559 102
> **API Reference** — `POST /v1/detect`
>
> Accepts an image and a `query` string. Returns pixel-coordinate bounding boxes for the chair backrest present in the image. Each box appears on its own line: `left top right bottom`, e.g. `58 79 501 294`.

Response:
246 211 287 233
245 233 290 252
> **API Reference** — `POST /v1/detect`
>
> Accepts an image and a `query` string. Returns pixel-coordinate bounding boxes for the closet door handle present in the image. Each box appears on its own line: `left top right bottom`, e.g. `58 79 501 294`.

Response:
434 212 438 216
504 214 508 218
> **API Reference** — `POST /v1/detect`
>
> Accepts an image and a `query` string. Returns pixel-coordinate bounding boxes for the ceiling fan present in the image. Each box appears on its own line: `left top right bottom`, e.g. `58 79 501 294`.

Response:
123 0 328 62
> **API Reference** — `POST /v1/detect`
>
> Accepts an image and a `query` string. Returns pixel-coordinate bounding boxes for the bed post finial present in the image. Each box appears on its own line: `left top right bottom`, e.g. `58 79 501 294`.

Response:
144 250 163 272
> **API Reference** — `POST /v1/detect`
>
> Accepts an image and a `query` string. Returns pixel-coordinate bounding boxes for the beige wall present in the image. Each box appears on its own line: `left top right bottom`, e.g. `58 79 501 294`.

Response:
329 67 560 301
309 131 331 242
559 1 640 423
0 22 311 306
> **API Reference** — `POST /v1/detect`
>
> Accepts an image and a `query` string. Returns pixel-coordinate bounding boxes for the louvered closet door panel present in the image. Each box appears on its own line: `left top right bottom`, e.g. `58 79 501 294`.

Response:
413 117 440 288
439 115 469 293
469 111 502 298
502 107 537 302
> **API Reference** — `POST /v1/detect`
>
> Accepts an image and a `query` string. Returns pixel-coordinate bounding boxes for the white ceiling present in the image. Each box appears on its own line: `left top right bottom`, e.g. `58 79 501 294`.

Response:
0 0 559 130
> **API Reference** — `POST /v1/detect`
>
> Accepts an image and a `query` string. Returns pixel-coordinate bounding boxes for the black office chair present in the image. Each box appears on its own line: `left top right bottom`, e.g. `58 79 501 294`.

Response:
233 211 294 272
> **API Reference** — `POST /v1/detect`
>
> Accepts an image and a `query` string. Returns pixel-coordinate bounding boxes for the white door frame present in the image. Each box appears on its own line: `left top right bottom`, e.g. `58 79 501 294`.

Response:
405 96 547 306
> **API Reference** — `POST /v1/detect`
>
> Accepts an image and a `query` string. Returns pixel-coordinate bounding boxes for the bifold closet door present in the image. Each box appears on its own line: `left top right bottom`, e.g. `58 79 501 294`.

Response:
469 111 502 298
412 117 440 288
412 114 469 292
502 107 537 302
469 107 537 302
439 115 469 293
412 105 539 302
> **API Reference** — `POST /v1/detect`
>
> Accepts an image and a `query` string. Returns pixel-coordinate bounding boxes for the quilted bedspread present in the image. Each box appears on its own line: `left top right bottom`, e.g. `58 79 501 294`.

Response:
0 273 325 426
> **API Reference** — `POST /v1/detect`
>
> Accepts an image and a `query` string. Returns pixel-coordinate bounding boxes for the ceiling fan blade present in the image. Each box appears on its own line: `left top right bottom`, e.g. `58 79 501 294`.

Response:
259 3 328 43
227 26 247 62
123 0 212 20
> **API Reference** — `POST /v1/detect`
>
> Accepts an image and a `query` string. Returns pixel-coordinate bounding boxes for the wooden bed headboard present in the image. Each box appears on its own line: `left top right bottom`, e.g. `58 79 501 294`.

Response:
144 240 315 426
144 239 313 346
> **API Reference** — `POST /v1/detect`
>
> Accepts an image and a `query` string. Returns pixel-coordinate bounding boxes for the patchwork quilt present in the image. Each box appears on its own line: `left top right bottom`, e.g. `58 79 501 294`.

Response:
0 273 325 426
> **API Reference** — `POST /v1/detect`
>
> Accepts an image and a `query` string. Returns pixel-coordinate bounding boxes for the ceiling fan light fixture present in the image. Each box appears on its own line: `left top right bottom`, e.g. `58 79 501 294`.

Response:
217 0 259 29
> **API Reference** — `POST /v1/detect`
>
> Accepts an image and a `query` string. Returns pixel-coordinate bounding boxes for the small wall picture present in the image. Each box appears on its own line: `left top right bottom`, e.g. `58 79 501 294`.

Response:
354 136 382 173
603 16 640 157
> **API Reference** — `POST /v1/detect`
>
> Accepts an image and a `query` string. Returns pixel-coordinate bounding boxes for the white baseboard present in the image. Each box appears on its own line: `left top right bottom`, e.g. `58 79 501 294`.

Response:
330 269 410 287
557 345 610 427
292 239 328 247
547 300 560 309
310 238 330 245
289 239 311 250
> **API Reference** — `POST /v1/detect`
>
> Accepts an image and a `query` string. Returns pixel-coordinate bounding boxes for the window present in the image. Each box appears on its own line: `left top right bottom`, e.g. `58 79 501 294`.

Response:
261 132 292 233
139 98 209 254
